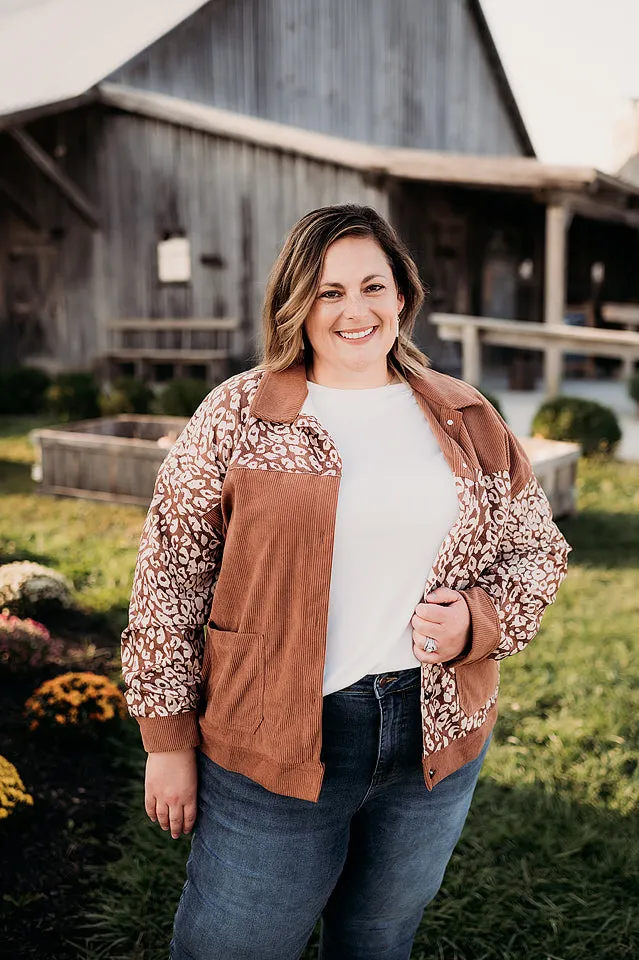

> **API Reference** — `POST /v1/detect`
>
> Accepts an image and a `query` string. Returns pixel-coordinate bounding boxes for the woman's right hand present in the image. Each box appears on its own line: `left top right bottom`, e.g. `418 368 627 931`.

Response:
145 748 198 840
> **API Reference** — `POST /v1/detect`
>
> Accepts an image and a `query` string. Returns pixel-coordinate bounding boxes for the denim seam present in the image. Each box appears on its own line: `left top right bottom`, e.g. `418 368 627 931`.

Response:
352 692 384 813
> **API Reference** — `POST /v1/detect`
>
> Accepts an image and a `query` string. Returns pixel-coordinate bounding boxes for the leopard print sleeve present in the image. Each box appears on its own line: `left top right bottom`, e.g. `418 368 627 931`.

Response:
120 382 237 737
459 430 571 665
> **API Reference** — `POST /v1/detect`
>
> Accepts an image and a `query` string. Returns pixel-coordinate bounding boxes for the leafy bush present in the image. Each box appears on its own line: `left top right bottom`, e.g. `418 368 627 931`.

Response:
99 376 153 417
45 371 100 421
155 378 210 417
0 756 33 820
0 613 63 673
24 671 127 733
628 372 639 407
0 561 74 617
532 396 621 457
479 390 506 421
0 366 52 415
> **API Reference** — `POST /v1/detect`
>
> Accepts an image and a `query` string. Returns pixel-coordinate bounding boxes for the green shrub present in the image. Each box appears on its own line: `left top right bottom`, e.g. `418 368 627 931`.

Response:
99 376 153 416
46 372 100 421
532 396 621 456
479 390 506 421
154 378 210 417
0 366 51 415
628 372 639 407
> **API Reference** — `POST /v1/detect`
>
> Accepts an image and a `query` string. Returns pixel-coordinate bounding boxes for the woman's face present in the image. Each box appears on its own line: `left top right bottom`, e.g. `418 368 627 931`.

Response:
303 235 404 387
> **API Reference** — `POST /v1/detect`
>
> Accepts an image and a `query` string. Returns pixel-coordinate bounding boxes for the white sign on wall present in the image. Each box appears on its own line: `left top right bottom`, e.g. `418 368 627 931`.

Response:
157 236 191 283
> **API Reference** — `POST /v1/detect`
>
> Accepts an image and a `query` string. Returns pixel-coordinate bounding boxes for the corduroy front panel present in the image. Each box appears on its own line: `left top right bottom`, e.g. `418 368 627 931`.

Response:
198 468 339 797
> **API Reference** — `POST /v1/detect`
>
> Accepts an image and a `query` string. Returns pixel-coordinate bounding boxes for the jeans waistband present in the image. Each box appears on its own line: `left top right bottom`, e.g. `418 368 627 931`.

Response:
329 666 421 698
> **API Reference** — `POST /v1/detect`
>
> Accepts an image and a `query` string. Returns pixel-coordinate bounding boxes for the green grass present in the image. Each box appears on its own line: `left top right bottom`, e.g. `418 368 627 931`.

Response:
2 418 638 959
0 416 146 634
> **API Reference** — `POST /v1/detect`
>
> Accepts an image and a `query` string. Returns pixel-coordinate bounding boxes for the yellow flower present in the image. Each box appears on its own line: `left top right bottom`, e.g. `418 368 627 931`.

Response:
24 671 126 733
0 755 33 818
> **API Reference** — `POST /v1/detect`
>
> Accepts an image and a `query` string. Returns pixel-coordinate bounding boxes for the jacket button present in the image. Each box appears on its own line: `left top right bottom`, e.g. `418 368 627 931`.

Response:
446 419 454 426
429 768 436 778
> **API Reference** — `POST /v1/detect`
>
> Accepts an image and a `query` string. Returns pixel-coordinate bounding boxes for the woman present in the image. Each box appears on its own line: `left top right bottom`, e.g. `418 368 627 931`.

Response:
121 204 570 960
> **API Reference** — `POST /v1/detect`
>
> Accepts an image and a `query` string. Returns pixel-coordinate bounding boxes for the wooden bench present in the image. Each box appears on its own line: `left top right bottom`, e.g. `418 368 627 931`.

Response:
431 312 639 396
104 318 239 382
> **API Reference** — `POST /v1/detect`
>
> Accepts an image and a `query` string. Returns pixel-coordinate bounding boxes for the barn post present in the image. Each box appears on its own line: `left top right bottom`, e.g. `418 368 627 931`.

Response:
543 201 570 398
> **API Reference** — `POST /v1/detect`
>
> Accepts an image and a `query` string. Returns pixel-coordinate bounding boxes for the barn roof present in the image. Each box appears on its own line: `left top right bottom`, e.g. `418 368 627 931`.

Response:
0 0 533 155
0 0 207 120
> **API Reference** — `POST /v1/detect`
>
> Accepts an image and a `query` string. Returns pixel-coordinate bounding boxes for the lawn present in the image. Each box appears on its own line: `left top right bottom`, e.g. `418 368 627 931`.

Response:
1 416 638 959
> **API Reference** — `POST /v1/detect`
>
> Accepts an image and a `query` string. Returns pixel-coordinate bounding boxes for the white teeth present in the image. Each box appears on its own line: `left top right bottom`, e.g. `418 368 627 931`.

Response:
337 326 375 340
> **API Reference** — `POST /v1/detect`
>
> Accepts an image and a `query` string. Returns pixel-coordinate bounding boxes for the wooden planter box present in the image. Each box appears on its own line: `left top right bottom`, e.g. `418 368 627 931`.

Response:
30 417 581 518
30 415 188 506
519 436 581 518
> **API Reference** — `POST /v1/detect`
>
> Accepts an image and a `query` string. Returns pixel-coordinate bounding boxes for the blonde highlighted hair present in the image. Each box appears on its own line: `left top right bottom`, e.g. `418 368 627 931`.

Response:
255 204 431 382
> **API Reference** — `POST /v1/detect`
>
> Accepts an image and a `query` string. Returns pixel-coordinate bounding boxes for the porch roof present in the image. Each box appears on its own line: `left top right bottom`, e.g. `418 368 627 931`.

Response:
94 84 639 224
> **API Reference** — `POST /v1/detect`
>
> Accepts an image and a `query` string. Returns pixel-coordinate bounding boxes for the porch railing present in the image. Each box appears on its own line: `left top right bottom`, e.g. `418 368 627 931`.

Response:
431 312 639 397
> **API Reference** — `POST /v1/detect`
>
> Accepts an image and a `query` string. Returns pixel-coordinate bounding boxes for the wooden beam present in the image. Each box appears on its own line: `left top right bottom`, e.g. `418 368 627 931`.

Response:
544 203 568 397
461 324 481 385
601 303 639 326
0 175 41 229
542 190 639 229
107 318 238 331
0 90 98 134
106 349 231 362
8 127 100 229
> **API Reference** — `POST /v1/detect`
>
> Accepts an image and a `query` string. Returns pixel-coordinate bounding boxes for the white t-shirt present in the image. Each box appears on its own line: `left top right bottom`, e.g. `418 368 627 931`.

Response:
301 380 460 696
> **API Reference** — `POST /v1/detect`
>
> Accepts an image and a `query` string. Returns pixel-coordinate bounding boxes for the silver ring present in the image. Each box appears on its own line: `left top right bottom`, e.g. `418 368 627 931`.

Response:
423 637 438 653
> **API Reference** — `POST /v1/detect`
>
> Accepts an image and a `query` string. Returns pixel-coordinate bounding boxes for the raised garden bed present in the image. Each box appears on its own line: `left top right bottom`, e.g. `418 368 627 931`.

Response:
518 436 581 518
30 416 580 517
30 415 188 506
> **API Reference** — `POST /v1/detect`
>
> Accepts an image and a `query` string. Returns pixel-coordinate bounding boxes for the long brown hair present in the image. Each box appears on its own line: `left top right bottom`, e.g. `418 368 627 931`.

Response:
255 204 431 382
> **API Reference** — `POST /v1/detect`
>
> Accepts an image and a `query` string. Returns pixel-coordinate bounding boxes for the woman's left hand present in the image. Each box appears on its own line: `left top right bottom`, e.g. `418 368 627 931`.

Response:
411 587 471 664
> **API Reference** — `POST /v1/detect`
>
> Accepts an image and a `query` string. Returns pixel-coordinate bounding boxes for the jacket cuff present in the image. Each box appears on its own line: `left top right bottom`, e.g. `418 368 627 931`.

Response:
137 711 201 753
452 586 502 666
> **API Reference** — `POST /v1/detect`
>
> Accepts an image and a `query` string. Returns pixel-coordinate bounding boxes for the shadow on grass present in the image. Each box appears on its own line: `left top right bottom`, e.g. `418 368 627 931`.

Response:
0 458 35 495
56 769 639 960
558 510 639 568
0 416 56 439
0 544 54 567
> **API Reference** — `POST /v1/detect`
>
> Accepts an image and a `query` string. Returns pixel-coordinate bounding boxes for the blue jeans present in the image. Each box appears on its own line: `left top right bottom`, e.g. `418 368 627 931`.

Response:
170 667 490 960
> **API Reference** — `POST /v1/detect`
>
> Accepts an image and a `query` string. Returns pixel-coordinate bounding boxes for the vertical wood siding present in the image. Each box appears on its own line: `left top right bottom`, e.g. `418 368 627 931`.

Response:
110 0 524 156
98 112 388 360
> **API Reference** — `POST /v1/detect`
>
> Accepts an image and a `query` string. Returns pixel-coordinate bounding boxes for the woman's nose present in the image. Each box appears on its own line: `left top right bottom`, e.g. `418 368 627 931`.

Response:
343 292 368 319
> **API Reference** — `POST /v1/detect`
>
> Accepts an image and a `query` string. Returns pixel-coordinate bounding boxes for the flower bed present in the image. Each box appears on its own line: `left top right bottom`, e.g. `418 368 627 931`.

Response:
25 672 127 733
0 613 63 672
0 755 33 820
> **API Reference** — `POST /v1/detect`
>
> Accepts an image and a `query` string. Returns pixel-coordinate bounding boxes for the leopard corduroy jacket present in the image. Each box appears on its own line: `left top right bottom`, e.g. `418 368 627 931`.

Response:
121 361 570 801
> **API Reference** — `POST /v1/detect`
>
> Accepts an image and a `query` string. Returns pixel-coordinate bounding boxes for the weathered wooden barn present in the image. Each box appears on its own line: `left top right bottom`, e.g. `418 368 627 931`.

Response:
1 0 638 387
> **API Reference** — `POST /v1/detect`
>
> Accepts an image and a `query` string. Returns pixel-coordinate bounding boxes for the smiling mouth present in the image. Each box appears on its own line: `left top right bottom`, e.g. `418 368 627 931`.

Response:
336 325 378 341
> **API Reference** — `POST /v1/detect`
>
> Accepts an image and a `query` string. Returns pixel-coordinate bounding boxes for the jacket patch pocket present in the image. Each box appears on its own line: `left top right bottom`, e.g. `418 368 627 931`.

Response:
455 658 499 716
203 627 264 733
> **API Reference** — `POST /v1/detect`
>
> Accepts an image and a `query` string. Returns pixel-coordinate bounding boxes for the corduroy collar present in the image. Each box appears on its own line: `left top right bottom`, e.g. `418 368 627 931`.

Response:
249 362 482 424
